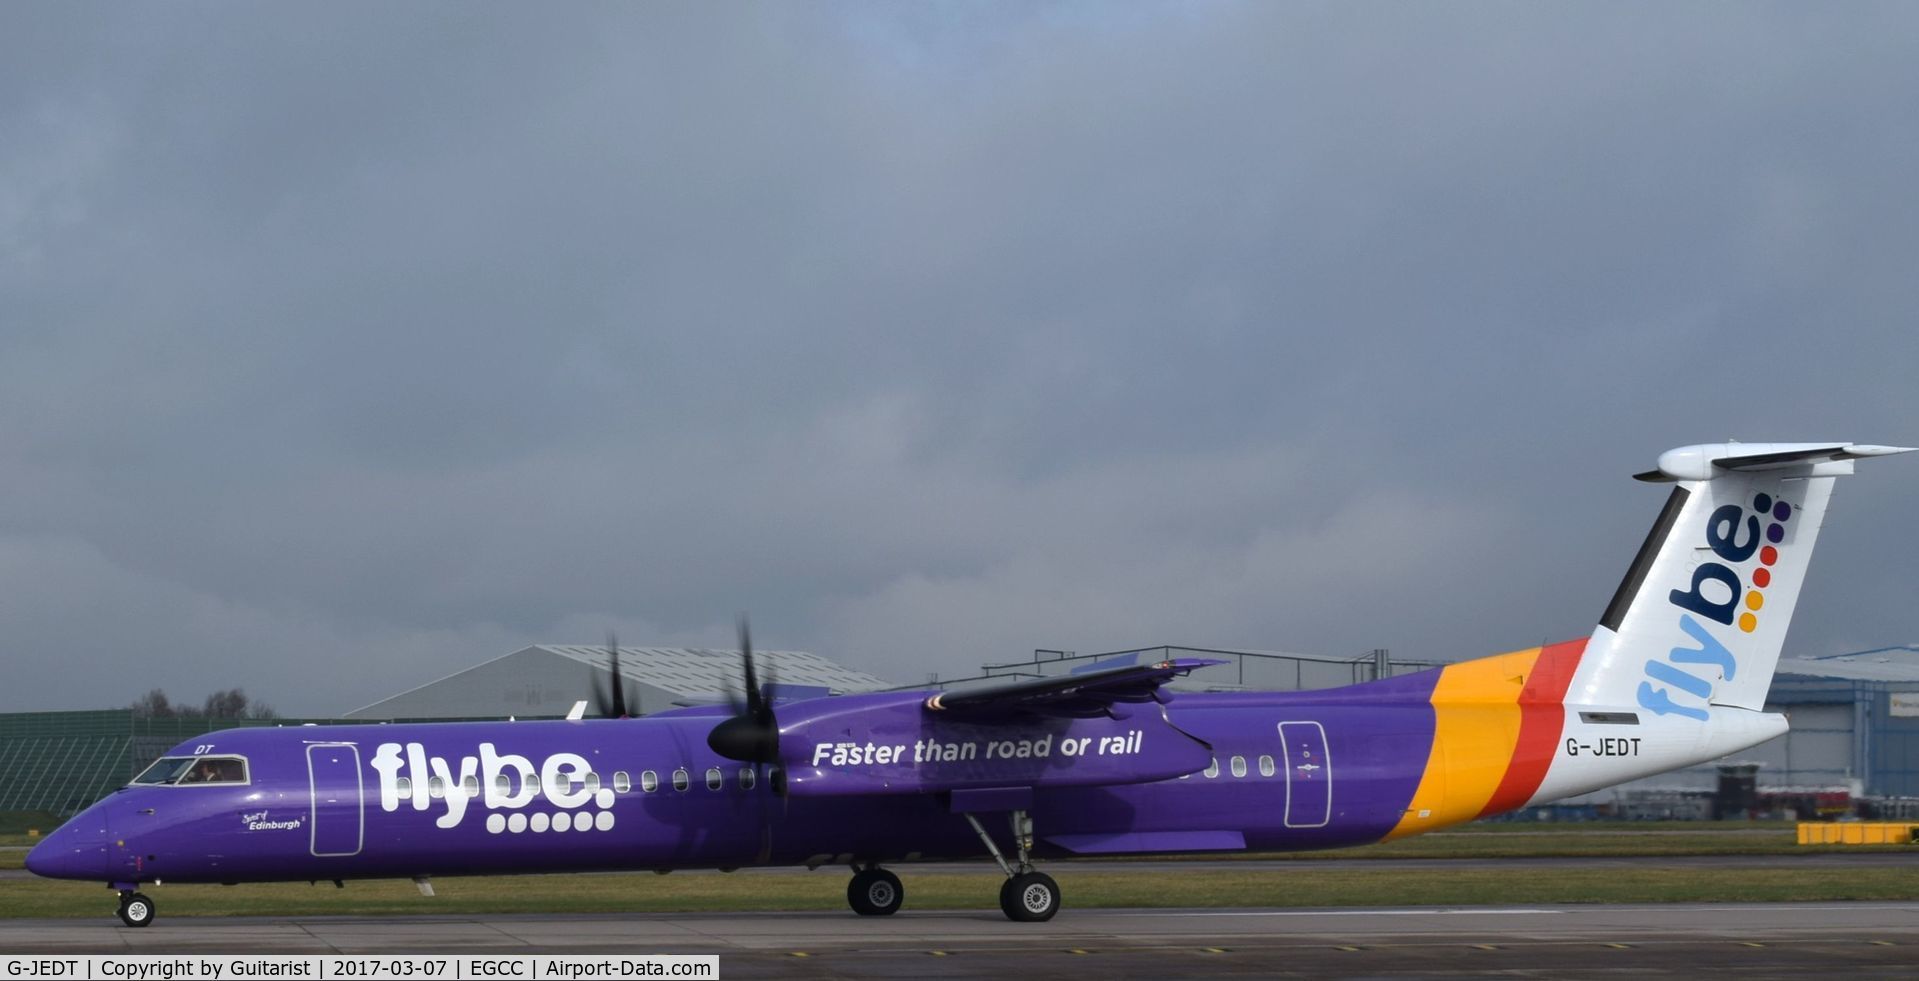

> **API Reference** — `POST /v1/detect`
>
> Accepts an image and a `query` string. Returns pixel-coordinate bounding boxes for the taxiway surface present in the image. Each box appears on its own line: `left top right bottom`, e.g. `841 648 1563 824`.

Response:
4 902 1917 978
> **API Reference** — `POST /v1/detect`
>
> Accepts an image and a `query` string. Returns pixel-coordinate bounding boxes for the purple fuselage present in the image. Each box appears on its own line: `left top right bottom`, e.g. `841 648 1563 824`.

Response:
29 676 1443 888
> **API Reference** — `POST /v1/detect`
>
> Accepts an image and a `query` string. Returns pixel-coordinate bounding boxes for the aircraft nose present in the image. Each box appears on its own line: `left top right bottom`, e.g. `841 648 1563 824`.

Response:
25 816 112 881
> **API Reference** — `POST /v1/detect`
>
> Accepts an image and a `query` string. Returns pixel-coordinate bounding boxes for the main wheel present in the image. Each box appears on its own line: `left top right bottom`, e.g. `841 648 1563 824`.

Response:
117 892 156 928
998 871 1059 922
848 867 904 916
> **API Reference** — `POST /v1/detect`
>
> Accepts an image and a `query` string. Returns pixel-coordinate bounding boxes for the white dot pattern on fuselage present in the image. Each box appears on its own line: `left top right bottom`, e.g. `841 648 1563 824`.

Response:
482 810 618 833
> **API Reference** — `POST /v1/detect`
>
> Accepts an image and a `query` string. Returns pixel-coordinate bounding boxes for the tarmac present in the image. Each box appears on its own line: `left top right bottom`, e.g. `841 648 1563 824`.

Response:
7 851 1919 975
4 902 1918 978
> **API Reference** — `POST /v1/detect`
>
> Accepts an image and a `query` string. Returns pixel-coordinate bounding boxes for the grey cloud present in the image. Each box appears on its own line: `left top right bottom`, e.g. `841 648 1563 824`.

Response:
3 4 1916 712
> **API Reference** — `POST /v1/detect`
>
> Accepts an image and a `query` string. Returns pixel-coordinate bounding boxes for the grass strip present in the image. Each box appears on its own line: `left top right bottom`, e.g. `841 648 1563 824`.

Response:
0 825 1874 873
7 825 1903 871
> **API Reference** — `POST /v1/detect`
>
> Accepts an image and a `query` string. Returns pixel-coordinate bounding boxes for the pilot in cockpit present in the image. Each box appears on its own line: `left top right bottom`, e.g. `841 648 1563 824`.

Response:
181 758 242 784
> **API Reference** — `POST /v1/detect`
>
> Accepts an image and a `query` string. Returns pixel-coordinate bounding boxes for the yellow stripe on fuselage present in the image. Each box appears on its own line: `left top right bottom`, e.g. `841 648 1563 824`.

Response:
1385 646 1542 840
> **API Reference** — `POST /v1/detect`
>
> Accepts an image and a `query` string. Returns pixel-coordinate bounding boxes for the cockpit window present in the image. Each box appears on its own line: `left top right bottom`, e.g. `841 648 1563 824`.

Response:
180 757 248 784
132 757 196 784
131 755 248 786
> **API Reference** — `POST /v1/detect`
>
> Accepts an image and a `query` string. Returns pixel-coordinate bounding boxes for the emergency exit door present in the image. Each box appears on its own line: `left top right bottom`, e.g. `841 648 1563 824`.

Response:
1278 721 1332 828
306 743 364 857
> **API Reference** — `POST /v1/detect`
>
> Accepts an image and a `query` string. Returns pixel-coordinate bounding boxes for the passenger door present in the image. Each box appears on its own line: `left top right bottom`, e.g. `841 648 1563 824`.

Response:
1278 721 1332 828
306 743 364 857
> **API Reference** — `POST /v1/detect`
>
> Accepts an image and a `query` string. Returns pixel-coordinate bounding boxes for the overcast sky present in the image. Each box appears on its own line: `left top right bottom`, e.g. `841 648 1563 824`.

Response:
3 3 1915 715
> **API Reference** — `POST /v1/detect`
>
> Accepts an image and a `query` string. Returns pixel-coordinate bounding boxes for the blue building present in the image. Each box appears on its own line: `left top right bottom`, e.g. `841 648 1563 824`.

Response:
1770 645 1919 797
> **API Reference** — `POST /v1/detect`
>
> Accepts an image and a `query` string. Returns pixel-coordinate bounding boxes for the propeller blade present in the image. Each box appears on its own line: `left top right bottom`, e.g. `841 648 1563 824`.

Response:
607 633 628 718
739 617 762 718
706 615 780 763
592 633 631 719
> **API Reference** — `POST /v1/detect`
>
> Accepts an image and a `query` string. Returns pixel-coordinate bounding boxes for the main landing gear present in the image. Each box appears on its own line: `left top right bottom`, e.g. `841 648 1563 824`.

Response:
964 809 1060 922
847 864 904 916
116 890 156 928
840 809 1061 921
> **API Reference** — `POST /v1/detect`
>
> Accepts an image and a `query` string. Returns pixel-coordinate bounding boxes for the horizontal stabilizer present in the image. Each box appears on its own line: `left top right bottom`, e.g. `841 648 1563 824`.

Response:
924 658 1225 718
1634 442 1914 482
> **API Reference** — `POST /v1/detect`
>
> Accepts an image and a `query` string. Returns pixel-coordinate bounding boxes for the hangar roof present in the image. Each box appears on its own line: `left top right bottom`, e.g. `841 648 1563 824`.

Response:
540 645 892 698
343 644 895 719
1777 645 1919 683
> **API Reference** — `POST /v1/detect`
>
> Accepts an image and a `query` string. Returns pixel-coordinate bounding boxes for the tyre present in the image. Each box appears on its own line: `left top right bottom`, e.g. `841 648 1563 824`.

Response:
998 871 1059 922
848 867 904 916
117 892 156 928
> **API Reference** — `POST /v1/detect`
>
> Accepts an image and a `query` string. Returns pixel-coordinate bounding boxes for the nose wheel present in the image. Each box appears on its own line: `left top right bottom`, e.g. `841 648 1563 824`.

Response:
847 865 904 916
116 891 155 928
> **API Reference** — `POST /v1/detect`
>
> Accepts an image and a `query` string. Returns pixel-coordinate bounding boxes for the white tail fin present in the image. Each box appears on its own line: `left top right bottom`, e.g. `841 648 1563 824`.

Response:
1567 442 1912 718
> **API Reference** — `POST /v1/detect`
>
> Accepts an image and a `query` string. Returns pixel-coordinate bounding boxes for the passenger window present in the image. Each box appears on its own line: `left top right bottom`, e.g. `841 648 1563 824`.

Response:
738 767 755 790
494 774 512 797
463 775 480 798
427 776 446 799
640 770 659 793
1230 756 1247 778
546 771 581 798
1259 755 1276 778
1203 758 1220 779
672 768 690 792
613 771 632 793
706 767 723 791
396 777 412 800
585 773 601 793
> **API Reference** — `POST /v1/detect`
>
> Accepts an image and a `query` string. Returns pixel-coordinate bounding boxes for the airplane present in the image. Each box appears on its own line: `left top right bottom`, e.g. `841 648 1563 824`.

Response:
26 441 1913 928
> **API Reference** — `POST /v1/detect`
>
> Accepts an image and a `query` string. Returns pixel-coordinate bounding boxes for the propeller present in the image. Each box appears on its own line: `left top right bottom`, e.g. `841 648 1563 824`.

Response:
593 632 631 719
708 617 789 862
707 618 781 765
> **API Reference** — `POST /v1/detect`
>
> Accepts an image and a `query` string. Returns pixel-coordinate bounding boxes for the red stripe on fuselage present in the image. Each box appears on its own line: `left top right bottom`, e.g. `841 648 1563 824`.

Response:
1477 638 1587 817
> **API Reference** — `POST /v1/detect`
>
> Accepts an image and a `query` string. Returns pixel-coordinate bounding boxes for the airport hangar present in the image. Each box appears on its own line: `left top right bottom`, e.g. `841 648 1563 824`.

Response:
5 642 1919 821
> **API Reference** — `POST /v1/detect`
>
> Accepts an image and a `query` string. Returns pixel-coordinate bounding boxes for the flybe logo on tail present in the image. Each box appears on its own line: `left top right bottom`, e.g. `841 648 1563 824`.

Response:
1637 493 1795 721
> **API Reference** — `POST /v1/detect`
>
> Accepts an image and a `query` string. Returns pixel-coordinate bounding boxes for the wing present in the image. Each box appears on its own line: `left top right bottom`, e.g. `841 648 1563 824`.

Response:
922 658 1226 718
